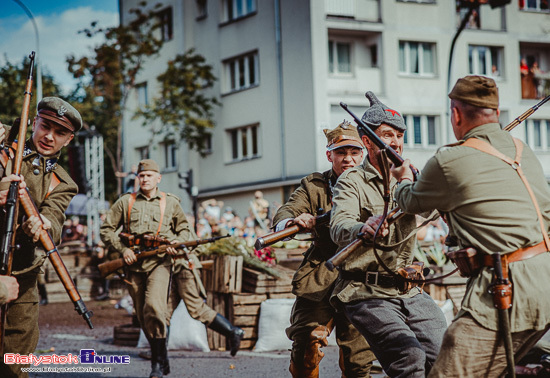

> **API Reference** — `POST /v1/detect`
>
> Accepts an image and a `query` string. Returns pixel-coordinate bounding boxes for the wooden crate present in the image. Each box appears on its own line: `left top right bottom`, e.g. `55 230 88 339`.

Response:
201 255 243 294
241 266 294 294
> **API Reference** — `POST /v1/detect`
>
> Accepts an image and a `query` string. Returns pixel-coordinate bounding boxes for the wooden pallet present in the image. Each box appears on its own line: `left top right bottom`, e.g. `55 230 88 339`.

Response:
241 266 294 294
202 255 243 294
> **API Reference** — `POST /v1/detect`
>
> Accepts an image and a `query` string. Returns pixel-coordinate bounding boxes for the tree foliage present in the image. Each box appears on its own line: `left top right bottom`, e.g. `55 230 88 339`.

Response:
135 49 220 156
66 2 165 197
0 55 61 125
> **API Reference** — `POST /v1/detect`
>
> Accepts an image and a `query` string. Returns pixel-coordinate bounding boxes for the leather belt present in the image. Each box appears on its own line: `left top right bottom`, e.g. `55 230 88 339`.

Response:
340 270 397 288
482 240 548 267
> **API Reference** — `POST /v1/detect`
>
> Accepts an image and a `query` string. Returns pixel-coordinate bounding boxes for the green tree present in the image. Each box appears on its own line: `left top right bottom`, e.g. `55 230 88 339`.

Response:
135 49 220 155
0 55 61 126
66 2 165 197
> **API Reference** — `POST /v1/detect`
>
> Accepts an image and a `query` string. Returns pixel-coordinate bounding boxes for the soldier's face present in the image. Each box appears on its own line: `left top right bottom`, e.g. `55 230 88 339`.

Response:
363 124 404 156
31 117 74 157
138 171 161 192
327 146 363 177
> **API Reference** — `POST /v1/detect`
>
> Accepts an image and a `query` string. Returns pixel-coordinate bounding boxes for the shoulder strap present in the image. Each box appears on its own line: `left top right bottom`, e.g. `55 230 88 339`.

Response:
462 138 550 250
44 172 61 199
126 191 166 236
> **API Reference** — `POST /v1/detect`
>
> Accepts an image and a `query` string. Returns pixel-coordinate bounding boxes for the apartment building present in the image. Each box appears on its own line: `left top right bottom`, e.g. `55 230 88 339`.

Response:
119 0 550 216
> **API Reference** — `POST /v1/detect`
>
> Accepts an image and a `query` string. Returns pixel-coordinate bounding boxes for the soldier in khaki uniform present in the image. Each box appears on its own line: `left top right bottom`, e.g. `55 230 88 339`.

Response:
0 97 80 378
100 159 191 378
329 93 447 377
272 121 375 377
393 75 550 377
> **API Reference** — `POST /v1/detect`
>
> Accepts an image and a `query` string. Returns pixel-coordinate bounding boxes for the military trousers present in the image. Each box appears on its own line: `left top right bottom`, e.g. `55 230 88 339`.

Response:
344 291 447 378
286 295 375 378
0 273 39 378
167 268 217 325
126 263 171 340
428 313 550 378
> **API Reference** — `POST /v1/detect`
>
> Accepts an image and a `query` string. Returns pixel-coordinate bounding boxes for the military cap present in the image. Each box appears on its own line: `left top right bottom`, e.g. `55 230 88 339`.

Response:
137 159 160 173
361 91 407 132
324 120 364 151
37 97 82 132
448 75 499 109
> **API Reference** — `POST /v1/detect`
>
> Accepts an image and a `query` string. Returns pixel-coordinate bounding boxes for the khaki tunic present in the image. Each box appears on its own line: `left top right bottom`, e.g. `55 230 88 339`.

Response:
395 123 550 332
0 139 77 378
330 158 420 304
272 170 338 301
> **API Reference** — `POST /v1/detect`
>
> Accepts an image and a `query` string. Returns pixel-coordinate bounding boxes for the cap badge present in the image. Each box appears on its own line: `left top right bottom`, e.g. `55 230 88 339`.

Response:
385 109 400 117
57 105 68 117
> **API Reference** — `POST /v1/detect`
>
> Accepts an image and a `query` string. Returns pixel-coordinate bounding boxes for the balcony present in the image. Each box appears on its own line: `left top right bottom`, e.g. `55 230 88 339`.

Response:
325 0 381 23
520 44 550 100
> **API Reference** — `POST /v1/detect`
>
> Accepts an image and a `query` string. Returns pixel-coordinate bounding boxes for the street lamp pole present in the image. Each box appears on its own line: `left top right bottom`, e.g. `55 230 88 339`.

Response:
12 0 42 105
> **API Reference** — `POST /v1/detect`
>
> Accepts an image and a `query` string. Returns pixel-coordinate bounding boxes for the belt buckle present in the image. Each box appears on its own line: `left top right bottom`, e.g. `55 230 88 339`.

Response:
366 272 378 286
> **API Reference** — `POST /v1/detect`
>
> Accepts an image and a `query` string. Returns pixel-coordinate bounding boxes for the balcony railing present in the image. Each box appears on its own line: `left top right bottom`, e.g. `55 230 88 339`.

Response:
325 0 381 22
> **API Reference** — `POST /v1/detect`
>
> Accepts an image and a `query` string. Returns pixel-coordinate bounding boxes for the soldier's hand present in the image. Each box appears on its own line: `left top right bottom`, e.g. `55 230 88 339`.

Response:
391 159 414 183
292 213 316 231
0 276 19 303
166 240 180 256
361 215 389 237
0 175 27 206
123 248 137 265
22 214 51 243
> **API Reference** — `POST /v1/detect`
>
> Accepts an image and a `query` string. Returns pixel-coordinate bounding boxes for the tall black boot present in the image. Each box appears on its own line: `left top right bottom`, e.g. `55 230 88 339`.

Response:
38 283 48 305
160 335 170 375
208 313 245 356
149 338 163 378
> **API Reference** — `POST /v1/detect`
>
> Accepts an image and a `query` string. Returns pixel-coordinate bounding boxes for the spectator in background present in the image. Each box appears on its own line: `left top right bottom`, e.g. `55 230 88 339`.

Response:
115 164 139 193
202 199 223 223
249 190 270 231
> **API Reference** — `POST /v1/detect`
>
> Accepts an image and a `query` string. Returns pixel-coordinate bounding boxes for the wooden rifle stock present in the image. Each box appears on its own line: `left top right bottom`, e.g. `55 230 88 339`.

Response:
98 234 230 278
0 52 35 355
254 212 331 250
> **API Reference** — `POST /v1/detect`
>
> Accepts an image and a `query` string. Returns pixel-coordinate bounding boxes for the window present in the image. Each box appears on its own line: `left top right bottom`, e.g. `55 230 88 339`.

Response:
399 41 435 76
156 7 173 41
223 0 256 22
468 45 503 78
223 51 259 93
519 0 550 12
228 124 260 162
136 146 149 160
403 115 438 147
204 134 212 154
525 119 550 150
164 142 178 170
328 40 352 74
196 0 207 19
136 82 148 108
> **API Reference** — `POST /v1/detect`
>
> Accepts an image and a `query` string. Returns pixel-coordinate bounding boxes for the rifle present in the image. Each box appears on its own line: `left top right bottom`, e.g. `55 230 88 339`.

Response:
0 53 93 342
98 234 230 278
254 211 331 250
0 52 35 355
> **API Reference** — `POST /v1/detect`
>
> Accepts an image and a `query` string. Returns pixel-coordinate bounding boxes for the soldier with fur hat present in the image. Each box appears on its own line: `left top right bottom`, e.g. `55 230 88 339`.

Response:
0 97 80 377
272 121 375 377
393 75 550 377
329 92 447 377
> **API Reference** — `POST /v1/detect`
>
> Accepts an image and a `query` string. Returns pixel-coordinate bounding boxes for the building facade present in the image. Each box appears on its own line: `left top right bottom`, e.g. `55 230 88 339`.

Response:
119 0 550 218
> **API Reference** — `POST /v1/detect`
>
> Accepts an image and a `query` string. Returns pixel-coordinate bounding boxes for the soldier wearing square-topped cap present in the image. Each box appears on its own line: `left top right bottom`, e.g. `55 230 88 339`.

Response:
0 97 81 378
272 121 375 377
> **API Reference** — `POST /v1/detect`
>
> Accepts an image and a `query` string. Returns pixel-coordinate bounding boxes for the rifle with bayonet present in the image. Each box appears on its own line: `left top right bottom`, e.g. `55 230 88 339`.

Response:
254 211 331 250
0 52 35 355
327 96 550 272
98 234 230 278
0 53 93 344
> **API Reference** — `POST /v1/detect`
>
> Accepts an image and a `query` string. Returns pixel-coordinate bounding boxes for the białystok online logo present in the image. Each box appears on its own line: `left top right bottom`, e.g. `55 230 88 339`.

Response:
4 349 130 365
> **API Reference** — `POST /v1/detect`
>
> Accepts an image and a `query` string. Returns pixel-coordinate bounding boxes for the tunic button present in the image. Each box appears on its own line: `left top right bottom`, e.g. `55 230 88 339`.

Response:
33 169 40 175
